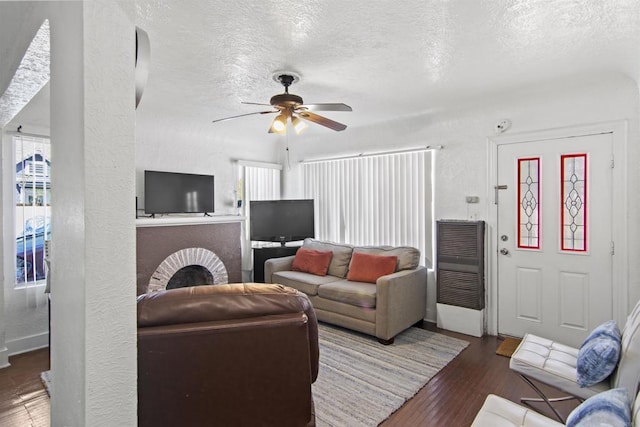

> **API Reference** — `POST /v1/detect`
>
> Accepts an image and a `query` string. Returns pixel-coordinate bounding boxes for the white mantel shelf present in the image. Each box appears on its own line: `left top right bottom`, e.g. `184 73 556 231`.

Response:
135 215 246 228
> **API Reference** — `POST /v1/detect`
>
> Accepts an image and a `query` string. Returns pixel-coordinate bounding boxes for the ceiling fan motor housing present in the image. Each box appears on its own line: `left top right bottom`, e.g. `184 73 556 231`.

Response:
270 93 303 108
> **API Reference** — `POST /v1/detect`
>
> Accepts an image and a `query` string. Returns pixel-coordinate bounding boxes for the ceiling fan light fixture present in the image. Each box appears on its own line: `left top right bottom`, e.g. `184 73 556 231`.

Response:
270 113 287 134
212 71 350 133
291 115 308 134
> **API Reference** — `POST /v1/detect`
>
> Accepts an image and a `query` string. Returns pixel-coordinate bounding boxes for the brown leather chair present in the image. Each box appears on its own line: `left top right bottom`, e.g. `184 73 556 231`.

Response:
137 283 319 427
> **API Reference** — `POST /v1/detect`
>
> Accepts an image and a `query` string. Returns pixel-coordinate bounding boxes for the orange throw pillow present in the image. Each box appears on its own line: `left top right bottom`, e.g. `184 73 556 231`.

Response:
291 248 333 276
347 252 398 284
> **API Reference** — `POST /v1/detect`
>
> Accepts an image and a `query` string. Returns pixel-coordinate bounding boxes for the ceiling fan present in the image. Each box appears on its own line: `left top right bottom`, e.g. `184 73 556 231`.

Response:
212 73 352 134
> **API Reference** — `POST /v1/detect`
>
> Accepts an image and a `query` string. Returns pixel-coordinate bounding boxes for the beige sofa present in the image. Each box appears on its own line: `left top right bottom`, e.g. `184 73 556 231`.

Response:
265 238 427 344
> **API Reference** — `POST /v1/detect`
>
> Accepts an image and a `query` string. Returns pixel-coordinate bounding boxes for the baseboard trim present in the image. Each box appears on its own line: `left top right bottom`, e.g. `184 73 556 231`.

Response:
0 346 10 369
425 307 437 323
6 332 49 357
436 303 485 337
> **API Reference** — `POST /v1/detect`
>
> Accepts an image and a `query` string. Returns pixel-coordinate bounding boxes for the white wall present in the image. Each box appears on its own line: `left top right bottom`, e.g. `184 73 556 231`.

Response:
282 72 640 323
135 120 281 216
2 0 283 375
48 2 137 426
0 4 637 423
1 2 137 425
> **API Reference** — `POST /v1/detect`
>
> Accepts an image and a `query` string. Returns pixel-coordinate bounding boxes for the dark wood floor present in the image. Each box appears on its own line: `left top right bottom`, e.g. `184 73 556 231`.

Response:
0 348 49 427
383 323 580 426
0 325 579 427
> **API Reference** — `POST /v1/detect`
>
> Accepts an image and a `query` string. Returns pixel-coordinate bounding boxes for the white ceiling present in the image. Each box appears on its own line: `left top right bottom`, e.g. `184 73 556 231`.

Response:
5 0 640 140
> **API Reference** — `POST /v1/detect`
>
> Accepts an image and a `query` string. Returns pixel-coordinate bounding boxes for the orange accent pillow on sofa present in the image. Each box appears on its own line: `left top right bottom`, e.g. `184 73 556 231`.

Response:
291 248 333 276
346 252 398 284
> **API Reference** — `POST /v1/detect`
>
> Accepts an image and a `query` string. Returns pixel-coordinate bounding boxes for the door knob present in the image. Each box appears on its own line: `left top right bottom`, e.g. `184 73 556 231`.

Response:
500 248 509 255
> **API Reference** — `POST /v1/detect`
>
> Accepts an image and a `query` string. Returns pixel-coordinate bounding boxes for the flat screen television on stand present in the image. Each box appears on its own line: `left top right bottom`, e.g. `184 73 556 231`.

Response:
250 199 314 246
144 170 215 216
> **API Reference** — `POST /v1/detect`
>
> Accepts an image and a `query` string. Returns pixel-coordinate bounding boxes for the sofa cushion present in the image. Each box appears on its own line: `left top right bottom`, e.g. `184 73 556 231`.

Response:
577 320 622 387
347 252 398 284
272 270 341 296
353 246 420 271
310 296 376 323
291 248 333 276
302 238 353 278
566 388 631 427
317 279 377 308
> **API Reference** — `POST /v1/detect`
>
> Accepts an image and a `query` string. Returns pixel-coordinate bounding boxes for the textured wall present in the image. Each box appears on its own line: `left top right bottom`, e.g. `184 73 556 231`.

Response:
135 124 280 217
281 72 640 324
49 2 137 426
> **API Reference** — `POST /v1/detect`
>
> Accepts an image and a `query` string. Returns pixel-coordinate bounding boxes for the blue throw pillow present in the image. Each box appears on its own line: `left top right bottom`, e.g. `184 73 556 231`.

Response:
566 388 631 427
577 320 622 387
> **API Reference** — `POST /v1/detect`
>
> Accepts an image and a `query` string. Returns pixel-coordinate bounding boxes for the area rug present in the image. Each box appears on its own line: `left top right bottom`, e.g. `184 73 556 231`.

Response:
496 337 522 358
40 370 51 396
312 323 468 427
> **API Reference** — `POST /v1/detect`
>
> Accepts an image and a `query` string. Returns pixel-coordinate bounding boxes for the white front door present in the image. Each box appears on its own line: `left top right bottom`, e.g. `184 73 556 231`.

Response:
497 133 613 347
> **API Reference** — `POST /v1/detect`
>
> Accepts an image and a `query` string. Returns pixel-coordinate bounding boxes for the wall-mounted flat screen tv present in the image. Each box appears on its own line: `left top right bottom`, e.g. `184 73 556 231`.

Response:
250 199 314 245
144 170 214 215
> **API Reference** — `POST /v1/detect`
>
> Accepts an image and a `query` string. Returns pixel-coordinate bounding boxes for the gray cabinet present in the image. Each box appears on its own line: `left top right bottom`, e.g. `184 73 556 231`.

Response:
253 246 299 283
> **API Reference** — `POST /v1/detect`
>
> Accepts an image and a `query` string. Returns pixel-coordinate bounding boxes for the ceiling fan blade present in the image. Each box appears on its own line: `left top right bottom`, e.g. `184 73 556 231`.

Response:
241 101 273 107
212 110 276 123
300 103 352 112
298 111 347 131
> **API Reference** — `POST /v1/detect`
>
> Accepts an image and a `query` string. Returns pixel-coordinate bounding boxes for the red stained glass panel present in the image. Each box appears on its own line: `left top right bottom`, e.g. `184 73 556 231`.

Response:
561 153 587 252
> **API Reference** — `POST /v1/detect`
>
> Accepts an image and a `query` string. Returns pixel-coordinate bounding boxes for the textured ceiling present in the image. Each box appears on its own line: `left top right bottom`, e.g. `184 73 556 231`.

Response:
5 0 640 139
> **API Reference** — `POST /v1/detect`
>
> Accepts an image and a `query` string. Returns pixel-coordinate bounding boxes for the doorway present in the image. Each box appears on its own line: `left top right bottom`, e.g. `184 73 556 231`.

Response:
488 122 628 347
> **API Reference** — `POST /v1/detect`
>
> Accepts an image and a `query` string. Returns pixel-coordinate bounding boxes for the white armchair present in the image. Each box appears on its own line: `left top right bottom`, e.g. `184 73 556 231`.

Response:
472 390 640 427
508 299 640 422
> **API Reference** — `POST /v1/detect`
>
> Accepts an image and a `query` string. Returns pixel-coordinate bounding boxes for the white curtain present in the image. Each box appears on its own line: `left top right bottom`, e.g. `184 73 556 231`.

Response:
303 150 433 266
12 134 51 308
243 164 281 202
237 161 282 277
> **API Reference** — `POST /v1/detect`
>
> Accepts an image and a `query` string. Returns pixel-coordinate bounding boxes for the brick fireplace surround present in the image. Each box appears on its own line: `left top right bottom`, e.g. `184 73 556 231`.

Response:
136 216 244 295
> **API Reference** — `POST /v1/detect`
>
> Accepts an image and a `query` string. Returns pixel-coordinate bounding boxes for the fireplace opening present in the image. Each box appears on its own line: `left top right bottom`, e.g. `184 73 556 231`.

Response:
166 264 214 290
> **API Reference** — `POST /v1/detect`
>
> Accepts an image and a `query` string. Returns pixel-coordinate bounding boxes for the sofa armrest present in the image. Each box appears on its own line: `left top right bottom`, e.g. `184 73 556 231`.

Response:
264 255 296 283
375 266 427 340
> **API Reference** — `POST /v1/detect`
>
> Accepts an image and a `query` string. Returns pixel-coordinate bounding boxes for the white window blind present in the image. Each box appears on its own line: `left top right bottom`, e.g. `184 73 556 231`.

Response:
14 134 52 287
303 150 433 266
243 165 281 202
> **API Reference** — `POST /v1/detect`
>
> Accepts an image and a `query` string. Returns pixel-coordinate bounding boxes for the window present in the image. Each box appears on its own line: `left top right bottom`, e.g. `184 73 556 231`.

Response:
239 162 282 205
236 161 282 276
14 135 51 286
302 149 433 266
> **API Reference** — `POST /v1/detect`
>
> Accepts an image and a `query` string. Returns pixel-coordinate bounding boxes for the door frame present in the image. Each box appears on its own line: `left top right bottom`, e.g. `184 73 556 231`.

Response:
486 120 628 337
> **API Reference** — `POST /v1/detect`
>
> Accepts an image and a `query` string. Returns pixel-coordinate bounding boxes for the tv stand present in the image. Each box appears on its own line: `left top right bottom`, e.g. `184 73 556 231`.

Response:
253 245 300 283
